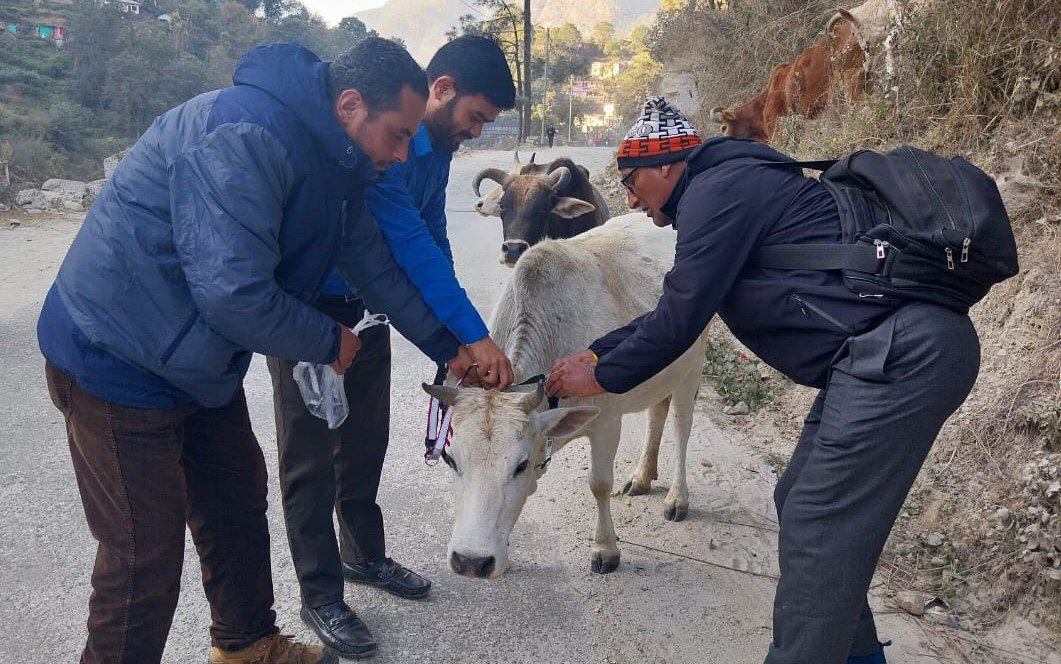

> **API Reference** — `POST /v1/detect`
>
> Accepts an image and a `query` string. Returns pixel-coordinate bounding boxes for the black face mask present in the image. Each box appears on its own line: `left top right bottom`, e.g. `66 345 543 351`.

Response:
659 165 690 226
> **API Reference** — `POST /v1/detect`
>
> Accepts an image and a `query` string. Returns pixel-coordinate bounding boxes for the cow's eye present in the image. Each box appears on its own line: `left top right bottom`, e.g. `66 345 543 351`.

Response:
513 459 529 477
443 452 458 473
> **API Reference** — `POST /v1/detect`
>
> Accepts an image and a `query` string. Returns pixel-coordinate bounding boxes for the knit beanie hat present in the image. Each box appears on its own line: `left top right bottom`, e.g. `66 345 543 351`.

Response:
616 97 702 169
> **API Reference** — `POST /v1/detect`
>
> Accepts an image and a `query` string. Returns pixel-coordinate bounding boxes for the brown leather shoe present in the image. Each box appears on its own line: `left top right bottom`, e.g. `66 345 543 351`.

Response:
209 633 338 663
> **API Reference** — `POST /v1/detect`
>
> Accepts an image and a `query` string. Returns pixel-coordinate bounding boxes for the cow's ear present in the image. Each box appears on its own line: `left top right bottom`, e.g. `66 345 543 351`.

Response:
721 109 736 121
422 384 460 405
552 197 596 219
532 407 600 438
475 199 502 218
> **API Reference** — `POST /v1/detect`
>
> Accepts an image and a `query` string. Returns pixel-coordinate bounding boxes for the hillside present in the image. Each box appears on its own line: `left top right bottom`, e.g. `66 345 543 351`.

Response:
357 0 658 64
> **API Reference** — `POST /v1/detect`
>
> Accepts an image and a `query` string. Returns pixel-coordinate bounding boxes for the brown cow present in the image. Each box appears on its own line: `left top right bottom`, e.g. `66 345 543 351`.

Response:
713 9 867 142
712 62 792 143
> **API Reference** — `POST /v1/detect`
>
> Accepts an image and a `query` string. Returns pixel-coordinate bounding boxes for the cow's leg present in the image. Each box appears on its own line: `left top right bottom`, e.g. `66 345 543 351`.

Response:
663 367 701 522
587 418 622 574
622 397 669 496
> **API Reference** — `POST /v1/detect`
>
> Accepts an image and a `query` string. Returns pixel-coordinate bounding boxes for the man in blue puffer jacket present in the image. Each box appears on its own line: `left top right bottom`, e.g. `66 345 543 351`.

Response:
548 98 980 664
266 36 516 659
36 39 473 664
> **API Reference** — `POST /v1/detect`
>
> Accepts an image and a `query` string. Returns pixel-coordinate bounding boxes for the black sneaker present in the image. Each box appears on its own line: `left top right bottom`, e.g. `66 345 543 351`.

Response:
300 600 377 660
342 558 432 600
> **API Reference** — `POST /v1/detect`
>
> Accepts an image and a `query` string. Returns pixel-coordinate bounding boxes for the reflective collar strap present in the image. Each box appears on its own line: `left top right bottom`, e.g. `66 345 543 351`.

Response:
424 364 450 463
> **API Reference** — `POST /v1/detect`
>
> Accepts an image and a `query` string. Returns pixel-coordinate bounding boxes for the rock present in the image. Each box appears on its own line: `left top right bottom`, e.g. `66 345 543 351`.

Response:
700 459 713 467
923 606 953 626
103 148 131 180
723 401 750 416
929 556 947 567
894 590 932 616
85 179 106 204
18 186 85 210
995 507 1012 523
9 220 20 228
41 178 90 199
925 533 944 548
758 364 773 380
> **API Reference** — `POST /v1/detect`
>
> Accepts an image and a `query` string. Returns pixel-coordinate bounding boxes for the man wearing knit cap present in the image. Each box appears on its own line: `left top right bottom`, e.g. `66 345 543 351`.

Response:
547 97 980 664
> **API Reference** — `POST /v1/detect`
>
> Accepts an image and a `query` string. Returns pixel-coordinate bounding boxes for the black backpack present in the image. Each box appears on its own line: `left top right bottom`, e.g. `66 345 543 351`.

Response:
751 145 1020 313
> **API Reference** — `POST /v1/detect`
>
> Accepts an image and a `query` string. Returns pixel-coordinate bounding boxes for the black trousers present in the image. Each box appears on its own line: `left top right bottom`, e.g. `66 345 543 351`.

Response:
765 302 980 664
46 365 277 663
267 297 392 608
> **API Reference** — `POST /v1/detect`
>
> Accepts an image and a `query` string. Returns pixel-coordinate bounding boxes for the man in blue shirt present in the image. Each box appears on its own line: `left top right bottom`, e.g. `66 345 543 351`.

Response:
266 36 517 659
36 39 463 664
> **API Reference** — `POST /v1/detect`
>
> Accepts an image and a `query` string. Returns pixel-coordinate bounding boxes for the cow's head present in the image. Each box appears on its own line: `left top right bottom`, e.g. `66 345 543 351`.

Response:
473 163 598 266
711 100 768 142
422 383 599 578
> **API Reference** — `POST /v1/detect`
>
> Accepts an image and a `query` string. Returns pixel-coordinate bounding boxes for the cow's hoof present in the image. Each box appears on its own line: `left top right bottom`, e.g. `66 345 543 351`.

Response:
621 479 650 496
591 552 620 574
664 503 688 522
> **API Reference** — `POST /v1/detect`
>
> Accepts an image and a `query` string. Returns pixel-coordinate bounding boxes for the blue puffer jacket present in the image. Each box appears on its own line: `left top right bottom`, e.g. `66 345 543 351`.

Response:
40 43 459 407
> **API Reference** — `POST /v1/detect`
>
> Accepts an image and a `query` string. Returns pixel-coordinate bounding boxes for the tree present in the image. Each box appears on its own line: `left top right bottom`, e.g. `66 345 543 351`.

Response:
448 0 531 141
335 16 370 46
66 0 125 112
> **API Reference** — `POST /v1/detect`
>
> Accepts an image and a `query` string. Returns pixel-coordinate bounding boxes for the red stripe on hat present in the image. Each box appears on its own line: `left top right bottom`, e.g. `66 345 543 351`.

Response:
617 134 703 159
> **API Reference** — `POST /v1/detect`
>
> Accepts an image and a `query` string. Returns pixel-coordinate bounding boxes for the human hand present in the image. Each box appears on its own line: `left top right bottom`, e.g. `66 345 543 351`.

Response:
330 325 361 375
546 353 606 398
569 349 599 365
465 336 514 390
446 345 478 385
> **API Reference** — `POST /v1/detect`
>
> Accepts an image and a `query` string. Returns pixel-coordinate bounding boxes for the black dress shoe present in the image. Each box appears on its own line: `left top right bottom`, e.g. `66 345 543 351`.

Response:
342 557 432 599
300 600 377 660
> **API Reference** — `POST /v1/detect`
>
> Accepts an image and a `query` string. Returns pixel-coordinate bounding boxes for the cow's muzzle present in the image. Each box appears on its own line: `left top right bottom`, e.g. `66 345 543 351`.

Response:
450 551 497 578
500 240 530 265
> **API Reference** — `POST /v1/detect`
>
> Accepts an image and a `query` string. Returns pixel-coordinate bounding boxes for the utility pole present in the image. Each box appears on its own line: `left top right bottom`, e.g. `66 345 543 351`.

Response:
540 27 549 145
568 75 574 144
522 0 531 143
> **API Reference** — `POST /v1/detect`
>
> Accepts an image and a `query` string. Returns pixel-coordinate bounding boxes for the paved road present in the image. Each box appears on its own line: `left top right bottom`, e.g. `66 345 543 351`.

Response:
0 147 877 663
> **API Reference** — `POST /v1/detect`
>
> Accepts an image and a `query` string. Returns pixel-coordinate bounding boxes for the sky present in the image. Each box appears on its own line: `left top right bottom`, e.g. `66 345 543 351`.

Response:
301 0 389 26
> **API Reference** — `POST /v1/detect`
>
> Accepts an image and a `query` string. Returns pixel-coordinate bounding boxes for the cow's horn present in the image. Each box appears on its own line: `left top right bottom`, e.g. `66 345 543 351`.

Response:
547 166 572 191
518 381 545 413
529 152 536 164
513 150 521 163
710 106 726 122
473 168 509 197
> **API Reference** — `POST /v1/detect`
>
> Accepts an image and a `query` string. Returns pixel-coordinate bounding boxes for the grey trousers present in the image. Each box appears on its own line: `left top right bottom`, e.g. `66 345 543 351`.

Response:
766 302 980 664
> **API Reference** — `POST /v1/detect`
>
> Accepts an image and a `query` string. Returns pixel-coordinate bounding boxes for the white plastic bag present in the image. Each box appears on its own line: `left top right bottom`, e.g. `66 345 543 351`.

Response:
292 361 348 429
293 309 390 430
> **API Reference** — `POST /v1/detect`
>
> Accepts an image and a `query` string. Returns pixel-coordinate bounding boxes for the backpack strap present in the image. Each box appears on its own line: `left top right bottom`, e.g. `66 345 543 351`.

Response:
757 158 839 171
750 243 881 272
749 156 872 272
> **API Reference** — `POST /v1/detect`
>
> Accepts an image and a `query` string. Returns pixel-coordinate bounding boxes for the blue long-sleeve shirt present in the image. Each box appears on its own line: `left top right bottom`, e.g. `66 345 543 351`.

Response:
322 123 489 344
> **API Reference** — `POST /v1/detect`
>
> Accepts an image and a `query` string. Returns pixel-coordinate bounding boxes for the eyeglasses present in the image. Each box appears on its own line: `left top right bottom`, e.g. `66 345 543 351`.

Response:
619 167 640 194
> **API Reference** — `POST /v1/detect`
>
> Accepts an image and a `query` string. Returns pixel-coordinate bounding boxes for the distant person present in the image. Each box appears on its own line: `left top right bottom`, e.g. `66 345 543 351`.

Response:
36 38 476 664
266 35 517 660
547 124 557 147
548 97 982 664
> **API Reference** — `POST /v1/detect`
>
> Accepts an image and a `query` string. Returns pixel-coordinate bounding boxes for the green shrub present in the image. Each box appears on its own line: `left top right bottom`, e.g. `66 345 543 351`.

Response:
701 336 774 411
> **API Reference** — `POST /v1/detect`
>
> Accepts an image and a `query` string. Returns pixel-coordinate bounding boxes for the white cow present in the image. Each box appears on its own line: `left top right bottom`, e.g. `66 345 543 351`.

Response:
424 213 709 578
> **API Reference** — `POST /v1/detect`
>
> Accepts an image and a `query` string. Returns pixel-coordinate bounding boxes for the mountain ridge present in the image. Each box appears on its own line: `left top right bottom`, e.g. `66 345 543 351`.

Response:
356 0 659 64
